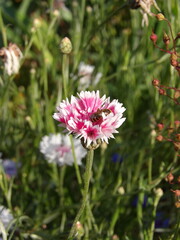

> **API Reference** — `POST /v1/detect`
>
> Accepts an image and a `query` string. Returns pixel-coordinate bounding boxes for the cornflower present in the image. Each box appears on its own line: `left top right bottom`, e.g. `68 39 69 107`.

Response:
53 91 126 149
0 206 13 233
40 133 87 166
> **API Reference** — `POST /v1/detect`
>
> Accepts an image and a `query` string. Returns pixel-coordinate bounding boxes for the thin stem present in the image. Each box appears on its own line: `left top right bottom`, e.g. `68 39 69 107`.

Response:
0 10 7 47
69 135 82 186
165 19 176 50
148 191 162 240
62 54 69 98
68 149 94 239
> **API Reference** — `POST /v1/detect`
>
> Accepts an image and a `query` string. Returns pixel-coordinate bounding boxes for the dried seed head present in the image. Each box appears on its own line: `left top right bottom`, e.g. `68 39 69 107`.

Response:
60 37 72 54
163 32 170 45
174 141 180 151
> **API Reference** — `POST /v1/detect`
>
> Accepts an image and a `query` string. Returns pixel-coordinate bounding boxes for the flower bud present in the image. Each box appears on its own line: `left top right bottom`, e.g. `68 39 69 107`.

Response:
81 138 101 150
150 32 158 44
159 88 166 95
173 141 180 151
60 37 72 54
152 79 159 86
174 120 180 129
171 59 178 67
163 32 170 45
157 123 164 131
112 234 119 240
53 10 60 17
174 90 180 99
156 135 163 141
118 186 125 195
154 188 163 198
33 18 42 28
156 13 165 21
165 172 174 184
75 221 84 237
171 189 180 197
175 201 180 208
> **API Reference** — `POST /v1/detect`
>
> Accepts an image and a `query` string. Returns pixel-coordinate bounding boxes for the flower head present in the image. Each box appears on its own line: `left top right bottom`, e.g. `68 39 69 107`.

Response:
0 43 23 76
39 133 87 166
0 206 14 232
1 159 20 178
53 91 126 148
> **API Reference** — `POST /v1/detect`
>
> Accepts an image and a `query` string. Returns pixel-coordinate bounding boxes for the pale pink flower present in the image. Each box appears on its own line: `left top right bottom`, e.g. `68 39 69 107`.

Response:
39 134 87 166
53 91 126 147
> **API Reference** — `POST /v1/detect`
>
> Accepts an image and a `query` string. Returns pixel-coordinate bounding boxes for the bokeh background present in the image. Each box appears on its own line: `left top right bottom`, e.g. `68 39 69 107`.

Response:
0 0 179 239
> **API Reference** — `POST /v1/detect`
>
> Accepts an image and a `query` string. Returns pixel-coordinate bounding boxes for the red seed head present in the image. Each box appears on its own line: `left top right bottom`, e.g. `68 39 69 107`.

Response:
171 189 180 196
166 172 174 184
159 89 166 95
156 135 163 141
150 32 158 44
157 123 164 131
152 79 160 86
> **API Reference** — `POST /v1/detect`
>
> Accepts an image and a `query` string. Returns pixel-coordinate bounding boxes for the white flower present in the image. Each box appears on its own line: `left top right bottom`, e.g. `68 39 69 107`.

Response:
76 62 102 91
0 206 14 232
39 134 87 166
0 43 23 76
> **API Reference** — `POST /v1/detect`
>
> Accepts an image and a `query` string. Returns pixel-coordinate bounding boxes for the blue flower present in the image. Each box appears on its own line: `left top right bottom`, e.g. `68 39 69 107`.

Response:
1 159 20 177
155 212 170 229
111 153 124 163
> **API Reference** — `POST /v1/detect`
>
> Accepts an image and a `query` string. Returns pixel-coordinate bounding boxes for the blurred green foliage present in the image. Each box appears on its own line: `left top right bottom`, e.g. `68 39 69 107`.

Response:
0 0 179 239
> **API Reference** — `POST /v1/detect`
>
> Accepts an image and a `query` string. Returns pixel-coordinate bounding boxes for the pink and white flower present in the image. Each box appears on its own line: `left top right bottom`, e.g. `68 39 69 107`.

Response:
39 134 87 166
53 91 126 147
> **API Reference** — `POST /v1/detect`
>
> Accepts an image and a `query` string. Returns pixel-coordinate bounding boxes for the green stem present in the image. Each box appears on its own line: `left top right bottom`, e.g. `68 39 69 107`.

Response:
0 10 7 47
62 54 69 98
148 189 163 240
68 149 94 239
70 135 82 186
